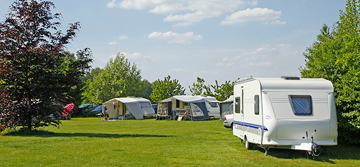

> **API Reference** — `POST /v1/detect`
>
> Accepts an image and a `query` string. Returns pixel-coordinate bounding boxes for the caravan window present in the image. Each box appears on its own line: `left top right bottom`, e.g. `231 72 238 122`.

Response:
140 102 151 108
208 102 218 107
235 97 240 113
289 95 312 115
183 102 189 106
254 95 259 115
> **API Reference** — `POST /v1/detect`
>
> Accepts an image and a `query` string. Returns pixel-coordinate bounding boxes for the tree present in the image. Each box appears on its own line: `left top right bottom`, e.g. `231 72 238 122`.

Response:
150 75 185 103
83 67 104 83
189 77 237 101
300 0 360 144
82 53 143 104
203 80 237 101
0 0 92 131
139 79 153 103
189 77 205 95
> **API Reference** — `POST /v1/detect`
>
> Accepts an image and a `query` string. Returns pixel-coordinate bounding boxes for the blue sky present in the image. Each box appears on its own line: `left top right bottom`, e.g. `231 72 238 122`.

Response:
0 0 346 93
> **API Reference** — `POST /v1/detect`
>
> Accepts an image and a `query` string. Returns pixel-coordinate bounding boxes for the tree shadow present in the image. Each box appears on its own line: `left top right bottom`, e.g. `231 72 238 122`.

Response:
3 130 171 138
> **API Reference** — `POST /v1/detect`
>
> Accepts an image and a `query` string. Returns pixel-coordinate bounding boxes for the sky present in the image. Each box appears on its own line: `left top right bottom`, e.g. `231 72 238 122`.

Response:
0 0 346 93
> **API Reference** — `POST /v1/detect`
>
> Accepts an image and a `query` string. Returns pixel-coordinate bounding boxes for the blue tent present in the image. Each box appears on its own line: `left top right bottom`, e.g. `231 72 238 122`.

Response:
79 104 94 108
93 105 108 114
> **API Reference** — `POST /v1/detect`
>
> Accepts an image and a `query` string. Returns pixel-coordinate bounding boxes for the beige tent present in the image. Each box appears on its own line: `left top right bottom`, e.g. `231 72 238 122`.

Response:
104 97 155 120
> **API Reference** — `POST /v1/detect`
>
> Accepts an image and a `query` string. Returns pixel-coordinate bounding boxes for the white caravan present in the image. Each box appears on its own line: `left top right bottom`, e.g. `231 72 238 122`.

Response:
233 77 337 157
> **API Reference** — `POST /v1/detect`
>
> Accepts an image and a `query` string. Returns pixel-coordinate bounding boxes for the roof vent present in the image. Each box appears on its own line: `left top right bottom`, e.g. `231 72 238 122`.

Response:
281 76 300 80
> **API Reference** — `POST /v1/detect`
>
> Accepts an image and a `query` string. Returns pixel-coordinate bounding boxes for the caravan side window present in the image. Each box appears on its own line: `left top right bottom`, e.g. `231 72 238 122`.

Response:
254 95 259 115
289 95 312 115
235 97 240 113
208 102 218 107
140 102 151 108
176 100 180 108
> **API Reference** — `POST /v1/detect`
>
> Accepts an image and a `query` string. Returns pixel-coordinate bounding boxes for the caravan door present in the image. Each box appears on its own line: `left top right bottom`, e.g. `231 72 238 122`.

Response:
233 88 245 139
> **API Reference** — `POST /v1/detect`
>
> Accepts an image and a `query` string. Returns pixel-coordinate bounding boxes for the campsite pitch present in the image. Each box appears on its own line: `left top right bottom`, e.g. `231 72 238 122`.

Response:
0 118 359 166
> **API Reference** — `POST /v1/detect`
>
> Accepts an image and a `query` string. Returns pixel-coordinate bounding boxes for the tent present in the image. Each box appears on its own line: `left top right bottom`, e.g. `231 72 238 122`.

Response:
104 97 155 120
93 105 108 114
219 95 233 120
157 95 217 121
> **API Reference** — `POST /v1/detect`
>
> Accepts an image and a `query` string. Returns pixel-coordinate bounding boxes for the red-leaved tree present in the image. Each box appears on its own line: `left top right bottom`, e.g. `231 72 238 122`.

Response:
0 0 92 132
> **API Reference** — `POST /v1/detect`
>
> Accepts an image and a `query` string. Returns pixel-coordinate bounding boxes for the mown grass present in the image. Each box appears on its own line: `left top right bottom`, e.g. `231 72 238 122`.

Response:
0 118 359 167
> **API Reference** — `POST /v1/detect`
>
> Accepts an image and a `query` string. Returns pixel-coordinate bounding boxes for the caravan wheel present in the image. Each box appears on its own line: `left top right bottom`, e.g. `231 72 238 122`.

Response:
245 137 253 150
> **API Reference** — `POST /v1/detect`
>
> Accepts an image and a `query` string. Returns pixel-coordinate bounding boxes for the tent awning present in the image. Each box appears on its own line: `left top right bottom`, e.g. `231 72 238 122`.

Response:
159 95 217 103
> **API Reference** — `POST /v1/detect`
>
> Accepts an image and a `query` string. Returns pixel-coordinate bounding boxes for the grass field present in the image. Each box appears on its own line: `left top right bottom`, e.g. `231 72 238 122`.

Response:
0 118 359 167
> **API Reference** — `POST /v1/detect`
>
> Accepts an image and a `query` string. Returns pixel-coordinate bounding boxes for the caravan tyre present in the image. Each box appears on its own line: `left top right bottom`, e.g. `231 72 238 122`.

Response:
245 137 253 150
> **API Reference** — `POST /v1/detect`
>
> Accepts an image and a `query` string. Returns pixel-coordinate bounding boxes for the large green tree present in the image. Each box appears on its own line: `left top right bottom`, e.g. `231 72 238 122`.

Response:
82 53 143 104
300 0 360 144
150 75 185 103
0 0 92 131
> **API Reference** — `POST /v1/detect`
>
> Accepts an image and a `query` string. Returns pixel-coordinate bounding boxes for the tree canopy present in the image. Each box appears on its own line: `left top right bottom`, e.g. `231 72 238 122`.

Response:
82 53 149 104
300 0 360 144
189 77 237 101
0 0 92 131
189 77 205 96
150 75 185 103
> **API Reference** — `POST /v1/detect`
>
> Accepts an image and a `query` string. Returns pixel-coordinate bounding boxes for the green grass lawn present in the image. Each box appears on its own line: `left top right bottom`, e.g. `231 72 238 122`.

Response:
0 118 359 167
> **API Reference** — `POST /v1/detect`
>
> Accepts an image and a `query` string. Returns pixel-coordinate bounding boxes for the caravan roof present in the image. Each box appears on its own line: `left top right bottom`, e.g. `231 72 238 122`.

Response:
237 78 333 91
104 97 151 104
159 95 218 103
221 95 234 103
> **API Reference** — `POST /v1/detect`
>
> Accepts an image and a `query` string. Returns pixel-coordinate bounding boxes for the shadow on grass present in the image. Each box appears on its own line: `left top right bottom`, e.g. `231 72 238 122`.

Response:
251 144 360 162
3 130 171 138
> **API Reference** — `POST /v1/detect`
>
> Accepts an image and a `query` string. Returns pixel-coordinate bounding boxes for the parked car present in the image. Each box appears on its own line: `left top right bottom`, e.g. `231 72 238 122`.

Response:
223 114 233 128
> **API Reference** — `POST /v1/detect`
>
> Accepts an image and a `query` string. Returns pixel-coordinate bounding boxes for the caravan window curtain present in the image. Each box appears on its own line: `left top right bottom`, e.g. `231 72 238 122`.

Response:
289 95 312 115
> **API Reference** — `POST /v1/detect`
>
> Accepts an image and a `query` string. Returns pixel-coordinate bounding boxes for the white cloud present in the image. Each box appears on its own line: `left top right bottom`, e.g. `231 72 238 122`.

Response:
119 36 128 40
221 8 283 25
278 44 290 47
148 31 202 44
108 0 258 26
108 41 120 45
109 54 117 60
107 0 117 8
263 19 287 25
108 52 153 62
122 52 152 60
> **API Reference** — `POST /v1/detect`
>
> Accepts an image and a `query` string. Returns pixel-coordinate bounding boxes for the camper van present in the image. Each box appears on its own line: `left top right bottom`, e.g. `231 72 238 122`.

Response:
233 77 337 156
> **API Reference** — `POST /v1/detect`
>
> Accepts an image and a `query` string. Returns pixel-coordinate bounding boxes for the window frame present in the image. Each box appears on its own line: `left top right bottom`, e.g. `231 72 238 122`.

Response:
235 97 240 113
254 95 259 115
288 95 313 116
